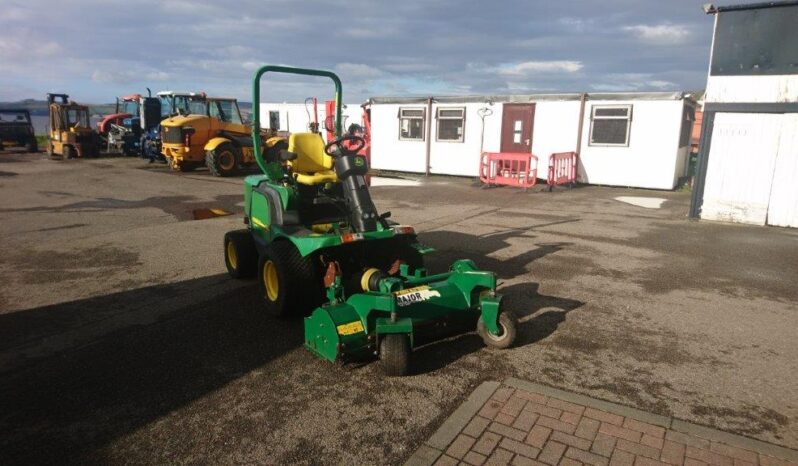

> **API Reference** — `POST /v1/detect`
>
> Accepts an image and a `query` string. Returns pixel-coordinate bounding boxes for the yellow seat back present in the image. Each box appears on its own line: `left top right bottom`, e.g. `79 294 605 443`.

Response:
287 133 333 174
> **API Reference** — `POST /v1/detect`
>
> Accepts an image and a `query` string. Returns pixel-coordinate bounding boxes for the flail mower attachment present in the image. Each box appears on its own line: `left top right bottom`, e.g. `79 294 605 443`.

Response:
305 259 516 376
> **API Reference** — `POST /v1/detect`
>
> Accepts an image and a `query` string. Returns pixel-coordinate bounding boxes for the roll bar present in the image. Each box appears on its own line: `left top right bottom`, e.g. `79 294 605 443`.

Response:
251 65 342 174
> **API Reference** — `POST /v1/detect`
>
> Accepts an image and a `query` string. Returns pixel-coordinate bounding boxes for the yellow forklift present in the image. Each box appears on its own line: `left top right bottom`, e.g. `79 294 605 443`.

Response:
160 97 266 176
46 93 99 159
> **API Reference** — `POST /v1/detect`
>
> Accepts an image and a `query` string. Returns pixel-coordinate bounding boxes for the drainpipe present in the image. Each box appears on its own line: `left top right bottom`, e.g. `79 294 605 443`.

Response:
425 97 433 176
574 93 587 182
575 93 586 155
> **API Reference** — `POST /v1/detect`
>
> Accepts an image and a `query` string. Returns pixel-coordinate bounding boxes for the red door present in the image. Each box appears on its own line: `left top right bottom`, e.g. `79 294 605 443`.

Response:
500 104 535 153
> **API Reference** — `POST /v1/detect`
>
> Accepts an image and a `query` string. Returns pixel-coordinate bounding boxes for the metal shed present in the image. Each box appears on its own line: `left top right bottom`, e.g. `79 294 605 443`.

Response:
690 0 798 227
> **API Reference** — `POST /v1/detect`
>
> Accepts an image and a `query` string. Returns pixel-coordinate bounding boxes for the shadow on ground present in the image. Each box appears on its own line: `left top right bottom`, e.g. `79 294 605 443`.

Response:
0 228 584 464
0 193 244 221
0 274 301 464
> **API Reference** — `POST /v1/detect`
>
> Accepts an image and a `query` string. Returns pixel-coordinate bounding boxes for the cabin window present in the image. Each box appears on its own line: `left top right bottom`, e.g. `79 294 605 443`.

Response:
398 108 425 141
711 7 798 76
269 111 280 130
589 105 632 146
436 107 465 142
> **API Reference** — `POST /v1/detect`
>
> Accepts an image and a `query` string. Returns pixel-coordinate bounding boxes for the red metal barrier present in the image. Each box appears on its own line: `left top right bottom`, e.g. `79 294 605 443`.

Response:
547 152 578 190
480 152 538 189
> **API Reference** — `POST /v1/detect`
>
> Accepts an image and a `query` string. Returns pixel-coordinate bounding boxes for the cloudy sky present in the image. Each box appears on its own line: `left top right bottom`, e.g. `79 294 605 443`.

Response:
1 0 715 104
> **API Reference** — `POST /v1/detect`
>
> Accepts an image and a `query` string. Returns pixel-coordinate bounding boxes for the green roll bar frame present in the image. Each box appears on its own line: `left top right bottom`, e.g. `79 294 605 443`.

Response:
251 65 343 175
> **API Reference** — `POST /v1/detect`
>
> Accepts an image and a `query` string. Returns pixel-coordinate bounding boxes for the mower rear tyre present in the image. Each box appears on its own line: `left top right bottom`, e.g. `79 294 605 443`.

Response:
477 312 517 349
380 334 411 376
25 140 38 153
258 242 322 318
206 143 240 177
224 230 257 279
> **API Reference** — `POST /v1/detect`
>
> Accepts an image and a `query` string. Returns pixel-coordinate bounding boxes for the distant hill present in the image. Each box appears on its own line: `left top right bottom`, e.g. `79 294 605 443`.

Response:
1 99 253 117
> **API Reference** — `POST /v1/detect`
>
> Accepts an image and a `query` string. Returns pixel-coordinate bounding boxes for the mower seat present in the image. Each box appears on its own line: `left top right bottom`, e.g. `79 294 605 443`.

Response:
287 133 338 186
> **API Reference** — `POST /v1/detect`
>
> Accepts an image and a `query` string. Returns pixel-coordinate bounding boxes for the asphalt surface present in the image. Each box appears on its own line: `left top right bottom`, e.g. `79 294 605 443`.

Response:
0 150 796 465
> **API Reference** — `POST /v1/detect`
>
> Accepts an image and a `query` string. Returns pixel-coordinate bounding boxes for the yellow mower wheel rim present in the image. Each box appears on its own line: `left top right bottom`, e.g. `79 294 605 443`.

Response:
219 150 235 171
361 268 381 292
226 241 238 270
263 260 279 301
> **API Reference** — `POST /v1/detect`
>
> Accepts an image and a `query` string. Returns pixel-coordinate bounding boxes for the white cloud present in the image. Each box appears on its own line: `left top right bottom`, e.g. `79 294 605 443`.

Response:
496 61 584 76
92 68 171 84
590 73 677 92
0 37 61 60
335 63 383 79
623 23 691 44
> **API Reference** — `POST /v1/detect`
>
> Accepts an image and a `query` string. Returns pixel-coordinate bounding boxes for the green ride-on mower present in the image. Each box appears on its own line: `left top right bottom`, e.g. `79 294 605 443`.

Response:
223 65 518 376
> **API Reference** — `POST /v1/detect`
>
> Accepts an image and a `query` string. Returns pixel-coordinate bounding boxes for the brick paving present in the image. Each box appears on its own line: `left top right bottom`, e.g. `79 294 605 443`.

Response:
406 380 798 466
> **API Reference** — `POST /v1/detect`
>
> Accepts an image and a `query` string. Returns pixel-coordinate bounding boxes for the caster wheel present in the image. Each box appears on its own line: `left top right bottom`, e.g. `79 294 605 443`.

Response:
380 333 410 376
477 312 517 349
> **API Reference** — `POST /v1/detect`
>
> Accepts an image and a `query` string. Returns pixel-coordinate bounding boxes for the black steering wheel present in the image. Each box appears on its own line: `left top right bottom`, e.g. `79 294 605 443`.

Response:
325 134 366 157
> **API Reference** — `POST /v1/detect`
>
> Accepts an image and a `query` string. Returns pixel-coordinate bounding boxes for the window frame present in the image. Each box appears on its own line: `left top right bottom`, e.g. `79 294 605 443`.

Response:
398 107 425 142
435 106 466 143
268 110 280 130
588 104 633 147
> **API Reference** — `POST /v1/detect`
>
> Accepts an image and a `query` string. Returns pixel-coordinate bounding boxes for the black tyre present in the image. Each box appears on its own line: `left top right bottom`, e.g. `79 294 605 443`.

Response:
26 139 38 153
380 334 411 376
224 230 257 279
258 241 322 318
477 312 518 349
395 243 424 272
168 157 196 172
47 143 57 159
63 145 75 159
206 142 240 177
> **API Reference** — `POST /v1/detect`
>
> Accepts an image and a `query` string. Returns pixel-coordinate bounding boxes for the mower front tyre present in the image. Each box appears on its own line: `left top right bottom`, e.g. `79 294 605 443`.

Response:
258 241 322 318
224 230 257 279
380 334 411 376
477 312 518 349
63 145 75 159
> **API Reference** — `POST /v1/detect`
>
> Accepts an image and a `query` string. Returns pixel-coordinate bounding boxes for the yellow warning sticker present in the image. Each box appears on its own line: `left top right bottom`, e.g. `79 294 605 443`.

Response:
336 320 365 336
394 285 441 307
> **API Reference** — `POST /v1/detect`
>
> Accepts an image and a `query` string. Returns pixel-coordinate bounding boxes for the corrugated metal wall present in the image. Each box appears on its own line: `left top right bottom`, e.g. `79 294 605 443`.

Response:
767 115 798 228
701 113 798 227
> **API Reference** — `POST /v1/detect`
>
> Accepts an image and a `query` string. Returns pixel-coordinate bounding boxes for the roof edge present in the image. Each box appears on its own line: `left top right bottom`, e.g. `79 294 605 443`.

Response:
705 0 798 14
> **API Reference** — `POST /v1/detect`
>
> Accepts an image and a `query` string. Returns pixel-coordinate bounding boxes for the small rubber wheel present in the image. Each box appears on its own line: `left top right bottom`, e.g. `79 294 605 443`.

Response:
25 140 38 152
206 142 240 177
380 334 411 376
224 230 257 279
258 242 322 318
477 312 518 349
63 145 75 159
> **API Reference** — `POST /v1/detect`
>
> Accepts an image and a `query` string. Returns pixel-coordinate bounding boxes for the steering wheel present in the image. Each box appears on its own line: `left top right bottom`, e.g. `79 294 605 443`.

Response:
325 134 366 157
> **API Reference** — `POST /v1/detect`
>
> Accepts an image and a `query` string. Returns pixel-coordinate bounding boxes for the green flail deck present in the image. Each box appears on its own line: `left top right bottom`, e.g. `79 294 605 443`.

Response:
304 260 503 362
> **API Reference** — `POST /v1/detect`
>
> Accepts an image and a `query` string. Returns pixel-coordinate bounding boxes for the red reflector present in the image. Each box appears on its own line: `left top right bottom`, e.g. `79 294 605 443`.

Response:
341 233 364 243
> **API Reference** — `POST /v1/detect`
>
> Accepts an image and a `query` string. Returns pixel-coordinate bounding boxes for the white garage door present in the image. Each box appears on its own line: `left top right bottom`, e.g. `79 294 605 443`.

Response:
701 113 782 225
767 114 798 228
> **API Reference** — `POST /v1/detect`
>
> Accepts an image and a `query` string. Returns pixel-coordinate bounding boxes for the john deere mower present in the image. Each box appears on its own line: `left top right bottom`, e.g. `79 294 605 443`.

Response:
223 66 517 376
